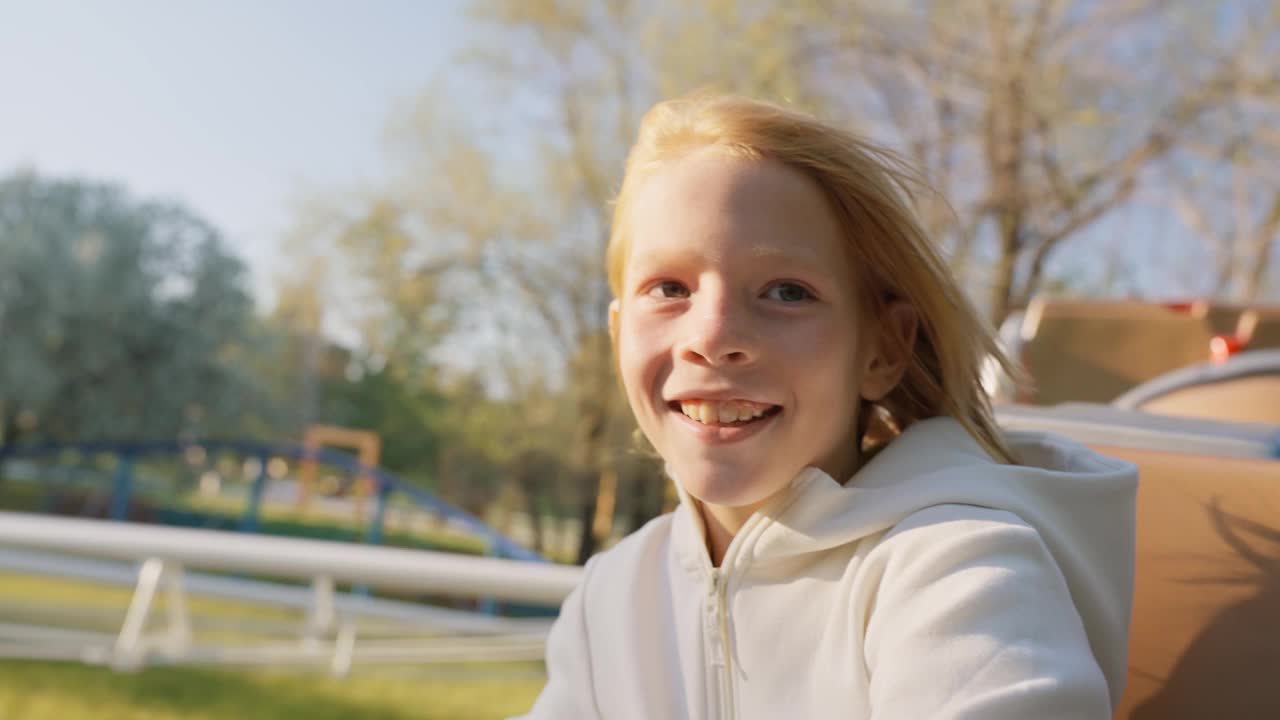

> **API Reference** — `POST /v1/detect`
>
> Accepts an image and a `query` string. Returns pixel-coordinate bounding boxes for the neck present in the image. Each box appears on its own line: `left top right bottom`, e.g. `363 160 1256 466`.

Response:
692 459 859 566
697 500 756 567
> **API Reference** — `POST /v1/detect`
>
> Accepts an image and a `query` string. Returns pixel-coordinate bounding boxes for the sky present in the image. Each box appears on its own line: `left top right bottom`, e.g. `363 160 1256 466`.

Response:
1 0 1267 325
0 0 471 307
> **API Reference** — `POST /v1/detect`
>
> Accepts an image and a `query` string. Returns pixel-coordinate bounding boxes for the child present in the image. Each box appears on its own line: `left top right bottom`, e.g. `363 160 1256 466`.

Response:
516 94 1137 719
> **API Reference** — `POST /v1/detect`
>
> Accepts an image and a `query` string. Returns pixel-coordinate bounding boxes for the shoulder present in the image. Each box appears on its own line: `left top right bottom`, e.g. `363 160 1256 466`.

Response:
579 512 676 594
880 503 1039 549
864 503 1063 593
859 504 1113 717
887 503 1034 535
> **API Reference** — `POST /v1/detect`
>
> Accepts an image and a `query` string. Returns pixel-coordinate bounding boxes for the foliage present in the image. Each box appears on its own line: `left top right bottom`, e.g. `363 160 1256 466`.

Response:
0 172 267 444
270 0 1271 562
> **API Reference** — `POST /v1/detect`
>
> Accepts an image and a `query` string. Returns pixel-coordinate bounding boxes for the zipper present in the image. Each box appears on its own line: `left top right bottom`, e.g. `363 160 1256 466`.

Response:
692 475 805 718
706 514 758 720
709 566 735 720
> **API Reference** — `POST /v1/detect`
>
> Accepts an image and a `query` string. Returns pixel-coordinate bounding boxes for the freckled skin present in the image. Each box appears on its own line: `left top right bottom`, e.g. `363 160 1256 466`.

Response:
615 148 871 535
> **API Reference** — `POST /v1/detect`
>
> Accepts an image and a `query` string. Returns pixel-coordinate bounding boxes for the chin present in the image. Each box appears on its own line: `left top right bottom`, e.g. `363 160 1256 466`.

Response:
670 458 789 510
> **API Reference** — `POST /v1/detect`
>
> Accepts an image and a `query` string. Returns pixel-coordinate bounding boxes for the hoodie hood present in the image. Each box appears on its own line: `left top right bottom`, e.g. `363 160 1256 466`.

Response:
669 415 1138 700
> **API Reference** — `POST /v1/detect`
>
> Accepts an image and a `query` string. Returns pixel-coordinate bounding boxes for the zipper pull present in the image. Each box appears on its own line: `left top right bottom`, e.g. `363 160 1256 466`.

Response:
706 568 725 667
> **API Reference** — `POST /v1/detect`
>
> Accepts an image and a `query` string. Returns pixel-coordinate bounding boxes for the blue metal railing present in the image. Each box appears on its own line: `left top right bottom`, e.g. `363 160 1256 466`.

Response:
0 438 545 564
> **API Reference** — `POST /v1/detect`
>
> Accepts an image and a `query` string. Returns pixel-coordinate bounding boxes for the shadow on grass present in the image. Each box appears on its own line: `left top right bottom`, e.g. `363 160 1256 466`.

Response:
0 661 539 720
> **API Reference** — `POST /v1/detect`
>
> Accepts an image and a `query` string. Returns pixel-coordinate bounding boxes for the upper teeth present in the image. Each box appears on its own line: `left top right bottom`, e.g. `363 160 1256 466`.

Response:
679 400 770 424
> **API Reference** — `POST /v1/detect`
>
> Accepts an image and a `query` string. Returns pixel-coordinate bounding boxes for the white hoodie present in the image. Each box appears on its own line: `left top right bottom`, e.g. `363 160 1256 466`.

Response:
515 417 1138 719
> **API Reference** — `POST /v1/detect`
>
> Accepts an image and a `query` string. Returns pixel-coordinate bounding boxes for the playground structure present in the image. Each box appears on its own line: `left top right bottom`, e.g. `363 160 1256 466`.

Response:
2 318 1279 715
0 512 579 675
296 424 381 520
996 299 1280 407
0 434 563 675
0 436 540 563
997 406 1280 719
3 406 1278 713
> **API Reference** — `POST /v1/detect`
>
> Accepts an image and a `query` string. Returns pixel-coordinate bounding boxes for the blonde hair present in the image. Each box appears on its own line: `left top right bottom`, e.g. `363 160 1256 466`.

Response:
607 93 1016 465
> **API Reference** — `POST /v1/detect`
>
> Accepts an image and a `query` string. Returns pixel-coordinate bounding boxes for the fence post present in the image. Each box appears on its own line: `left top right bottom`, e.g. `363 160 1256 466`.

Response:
109 453 135 521
364 480 390 547
239 453 270 532
478 538 500 616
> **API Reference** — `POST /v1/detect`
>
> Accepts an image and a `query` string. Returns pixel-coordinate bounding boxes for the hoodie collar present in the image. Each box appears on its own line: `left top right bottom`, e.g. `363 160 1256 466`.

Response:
668 416 1136 572
668 461 829 577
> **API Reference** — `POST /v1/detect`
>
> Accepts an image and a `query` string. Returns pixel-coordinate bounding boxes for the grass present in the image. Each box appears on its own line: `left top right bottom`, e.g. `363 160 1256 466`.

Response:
0 571 302 645
0 662 544 720
0 573 547 719
0 474 558 717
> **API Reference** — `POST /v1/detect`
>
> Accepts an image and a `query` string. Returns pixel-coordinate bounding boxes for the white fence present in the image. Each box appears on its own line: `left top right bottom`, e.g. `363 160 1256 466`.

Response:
4 403 1275 676
0 511 582 674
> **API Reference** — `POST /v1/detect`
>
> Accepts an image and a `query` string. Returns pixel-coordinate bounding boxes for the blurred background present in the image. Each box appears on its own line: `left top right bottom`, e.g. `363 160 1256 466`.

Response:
1 1 1278 718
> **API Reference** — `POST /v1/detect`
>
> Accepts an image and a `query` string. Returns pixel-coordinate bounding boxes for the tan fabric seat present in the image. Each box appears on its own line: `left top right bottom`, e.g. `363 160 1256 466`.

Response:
1137 376 1280 424
1096 445 1280 720
1019 301 1214 404
1188 300 1245 336
1112 349 1280 425
1240 309 1280 351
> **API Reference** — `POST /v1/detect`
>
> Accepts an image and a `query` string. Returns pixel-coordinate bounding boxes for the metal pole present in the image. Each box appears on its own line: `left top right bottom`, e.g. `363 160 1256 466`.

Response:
112 557 164 670
302 574 336 651
364 481 390 547
108 454 134 521
478 538 500 617
240 453 269 532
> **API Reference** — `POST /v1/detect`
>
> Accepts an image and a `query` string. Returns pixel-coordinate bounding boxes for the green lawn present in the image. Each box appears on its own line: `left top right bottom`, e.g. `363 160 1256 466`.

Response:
0 661 544 720
0 573 546 719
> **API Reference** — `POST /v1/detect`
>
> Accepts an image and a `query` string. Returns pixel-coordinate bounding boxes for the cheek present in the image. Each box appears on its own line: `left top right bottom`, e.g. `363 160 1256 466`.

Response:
783 321 862 406
616 314 668 405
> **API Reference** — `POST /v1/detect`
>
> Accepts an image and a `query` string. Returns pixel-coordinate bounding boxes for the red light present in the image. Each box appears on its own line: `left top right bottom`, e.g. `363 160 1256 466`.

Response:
1210 335 1244 363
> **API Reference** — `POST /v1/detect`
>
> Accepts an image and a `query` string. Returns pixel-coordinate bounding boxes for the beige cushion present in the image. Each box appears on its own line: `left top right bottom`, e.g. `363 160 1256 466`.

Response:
1098 446 1280 720
1239 309 1280 350
1019 301 1214 404
1137 375 1280 424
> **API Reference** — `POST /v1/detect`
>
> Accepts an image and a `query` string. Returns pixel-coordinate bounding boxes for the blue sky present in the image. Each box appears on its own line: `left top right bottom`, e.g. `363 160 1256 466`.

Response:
0 0 470 303
1 1 1264 320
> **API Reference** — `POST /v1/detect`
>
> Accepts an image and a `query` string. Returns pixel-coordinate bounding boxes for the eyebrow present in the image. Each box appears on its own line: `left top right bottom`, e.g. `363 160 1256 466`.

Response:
629 243 828 273
744 245 821 263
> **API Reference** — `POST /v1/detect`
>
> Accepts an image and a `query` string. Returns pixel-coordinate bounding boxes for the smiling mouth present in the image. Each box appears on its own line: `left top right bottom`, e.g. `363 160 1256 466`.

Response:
668 399 782 427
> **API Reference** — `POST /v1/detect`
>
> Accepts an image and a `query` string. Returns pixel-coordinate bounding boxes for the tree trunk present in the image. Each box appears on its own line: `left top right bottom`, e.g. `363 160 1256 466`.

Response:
574 472 600 564
989 219 1021 326
573 396 611 565
626 466 663 535
516 467 546 556
0 409 16 447
1240 193 1280 302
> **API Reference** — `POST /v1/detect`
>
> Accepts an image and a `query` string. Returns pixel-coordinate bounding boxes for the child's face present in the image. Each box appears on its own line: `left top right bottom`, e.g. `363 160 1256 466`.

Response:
613 148 869 514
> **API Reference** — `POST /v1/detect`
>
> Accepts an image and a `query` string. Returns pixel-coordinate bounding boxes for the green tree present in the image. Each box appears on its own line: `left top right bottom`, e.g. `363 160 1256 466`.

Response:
292 0 1279 562
0 172 263 443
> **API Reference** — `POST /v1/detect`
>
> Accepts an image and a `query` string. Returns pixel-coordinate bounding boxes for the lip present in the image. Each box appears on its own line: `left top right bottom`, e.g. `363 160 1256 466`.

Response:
666 391 778 406
669 404 780 445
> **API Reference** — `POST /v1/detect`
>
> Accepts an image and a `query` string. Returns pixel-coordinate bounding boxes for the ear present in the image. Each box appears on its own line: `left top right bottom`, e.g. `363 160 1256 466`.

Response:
859 301 918 403
608 299 621 341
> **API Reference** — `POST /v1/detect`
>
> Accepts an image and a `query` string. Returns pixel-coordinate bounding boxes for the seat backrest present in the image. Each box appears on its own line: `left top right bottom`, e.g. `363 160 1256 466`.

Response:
1136 375 1280 424
1240 309 1280 351
1019 301 1214 404
1189 300 1245 336
1097 445 1280 720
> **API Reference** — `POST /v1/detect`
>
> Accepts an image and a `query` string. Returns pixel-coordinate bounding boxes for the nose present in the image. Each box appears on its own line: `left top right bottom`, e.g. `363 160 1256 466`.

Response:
677 289 758 367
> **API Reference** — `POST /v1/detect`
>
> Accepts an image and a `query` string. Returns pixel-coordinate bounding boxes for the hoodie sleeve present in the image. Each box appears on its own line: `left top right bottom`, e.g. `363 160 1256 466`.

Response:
508 557 601 720
861 504 1113 720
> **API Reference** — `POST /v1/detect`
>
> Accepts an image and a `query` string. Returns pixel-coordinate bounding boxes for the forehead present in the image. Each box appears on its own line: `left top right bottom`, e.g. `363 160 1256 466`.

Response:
623 149 847 272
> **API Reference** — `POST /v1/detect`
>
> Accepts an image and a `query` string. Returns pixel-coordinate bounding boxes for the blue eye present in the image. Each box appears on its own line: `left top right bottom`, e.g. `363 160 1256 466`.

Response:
764 282 814 303
648 280 689 299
